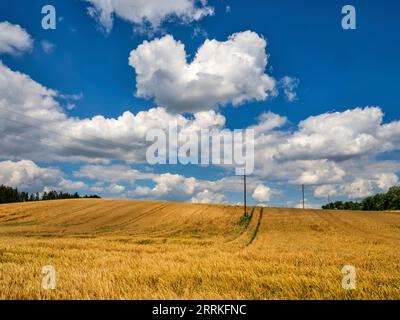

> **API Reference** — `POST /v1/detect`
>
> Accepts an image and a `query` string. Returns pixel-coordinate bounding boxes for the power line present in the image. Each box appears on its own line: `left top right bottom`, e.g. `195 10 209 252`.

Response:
244 173 247 217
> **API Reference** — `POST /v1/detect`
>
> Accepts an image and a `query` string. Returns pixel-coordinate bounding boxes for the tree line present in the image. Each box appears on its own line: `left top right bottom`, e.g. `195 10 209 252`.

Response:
322 186 400 211
0 184 100 204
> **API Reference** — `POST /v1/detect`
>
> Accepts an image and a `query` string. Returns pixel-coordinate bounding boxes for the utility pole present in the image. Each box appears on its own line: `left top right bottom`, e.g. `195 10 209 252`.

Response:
302 184 305 209
244 173 247 216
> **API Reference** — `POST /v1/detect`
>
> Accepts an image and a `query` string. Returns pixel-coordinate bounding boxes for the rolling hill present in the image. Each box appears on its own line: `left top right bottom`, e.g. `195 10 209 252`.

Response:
0 199 399 299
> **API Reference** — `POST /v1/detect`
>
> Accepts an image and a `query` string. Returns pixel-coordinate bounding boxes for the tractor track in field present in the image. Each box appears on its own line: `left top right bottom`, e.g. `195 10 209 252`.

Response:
94 203 171 234
247 207 264 246
0 202 110 227
58 202 147 228
224 207 256 244
125 207 209 238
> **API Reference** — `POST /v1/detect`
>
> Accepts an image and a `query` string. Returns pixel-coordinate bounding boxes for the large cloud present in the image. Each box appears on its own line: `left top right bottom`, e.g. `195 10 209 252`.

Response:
276 107 391 162
0 61 227 163
129 31 276 113
0 61 67 160
248 107 400 202
314 173 399 200
252 107 400 181
84 0 214 33
0 21 33 55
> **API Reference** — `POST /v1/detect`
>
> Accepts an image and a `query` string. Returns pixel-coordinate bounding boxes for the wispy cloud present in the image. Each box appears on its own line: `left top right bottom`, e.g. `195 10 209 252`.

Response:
280 76 300 102
40 40 55 55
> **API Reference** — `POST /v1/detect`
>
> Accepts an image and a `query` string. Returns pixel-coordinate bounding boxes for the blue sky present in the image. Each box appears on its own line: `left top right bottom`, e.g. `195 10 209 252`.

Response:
0 0 400 207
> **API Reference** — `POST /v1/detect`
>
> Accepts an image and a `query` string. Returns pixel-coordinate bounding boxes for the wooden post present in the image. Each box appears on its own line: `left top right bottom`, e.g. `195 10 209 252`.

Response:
244 174 247 216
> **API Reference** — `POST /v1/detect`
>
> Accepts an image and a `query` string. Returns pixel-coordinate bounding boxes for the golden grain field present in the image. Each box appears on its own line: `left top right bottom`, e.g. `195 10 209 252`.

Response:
0 199 399 300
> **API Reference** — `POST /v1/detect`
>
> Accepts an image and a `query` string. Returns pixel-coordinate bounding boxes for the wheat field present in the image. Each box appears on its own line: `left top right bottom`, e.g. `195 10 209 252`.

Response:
0 199 399 300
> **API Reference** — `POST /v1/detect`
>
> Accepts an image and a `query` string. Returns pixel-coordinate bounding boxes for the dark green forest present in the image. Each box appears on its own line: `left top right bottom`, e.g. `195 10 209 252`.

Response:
0 184 100 204
322 186 400 211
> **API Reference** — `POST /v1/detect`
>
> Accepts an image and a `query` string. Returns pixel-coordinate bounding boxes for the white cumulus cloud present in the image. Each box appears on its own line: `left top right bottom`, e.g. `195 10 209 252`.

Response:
0 21 33 55
129 31 276 113
275 107 391 162
252 184 271 202
84 0 214 33
0 160 86 193
191 189 226 204
107 183 126 194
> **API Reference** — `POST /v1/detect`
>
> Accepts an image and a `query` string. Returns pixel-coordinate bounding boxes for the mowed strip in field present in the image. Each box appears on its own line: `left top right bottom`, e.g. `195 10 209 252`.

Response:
0 199 399 299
